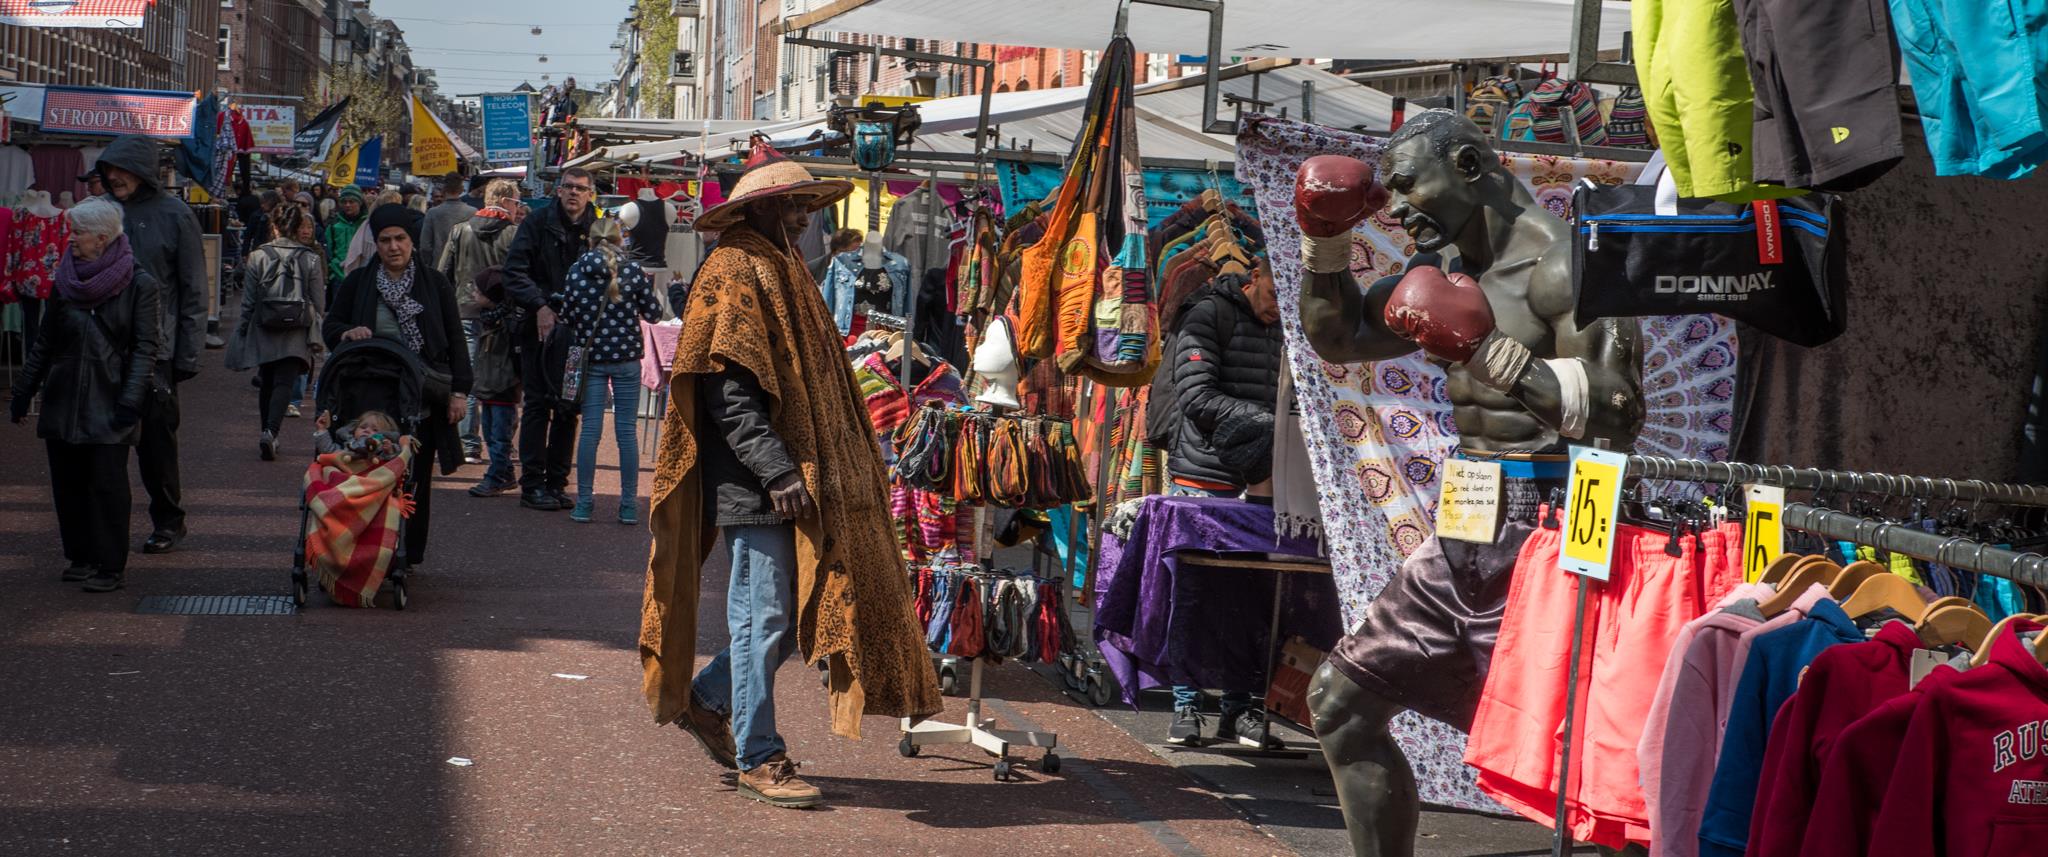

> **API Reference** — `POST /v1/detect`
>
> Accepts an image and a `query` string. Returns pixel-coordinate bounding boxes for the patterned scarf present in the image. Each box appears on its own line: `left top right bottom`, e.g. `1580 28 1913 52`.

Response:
374 262 425 353
55 234 135 307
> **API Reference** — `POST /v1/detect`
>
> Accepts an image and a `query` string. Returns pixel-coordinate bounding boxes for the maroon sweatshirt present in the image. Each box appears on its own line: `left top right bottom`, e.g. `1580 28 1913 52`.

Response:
1797 664 1964 857
1867 622 2048 857
1745 620 1922 857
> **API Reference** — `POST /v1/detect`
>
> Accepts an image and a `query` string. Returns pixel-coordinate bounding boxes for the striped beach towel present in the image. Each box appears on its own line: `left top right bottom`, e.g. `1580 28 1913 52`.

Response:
303 448 415 608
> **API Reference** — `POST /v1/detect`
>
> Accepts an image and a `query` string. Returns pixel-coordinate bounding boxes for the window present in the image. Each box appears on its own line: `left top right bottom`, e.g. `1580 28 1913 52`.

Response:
217 24 231 70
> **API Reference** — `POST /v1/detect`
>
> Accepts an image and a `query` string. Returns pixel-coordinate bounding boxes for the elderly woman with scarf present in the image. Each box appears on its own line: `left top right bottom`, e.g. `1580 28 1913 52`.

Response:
8 198 163 593
323 203 473 567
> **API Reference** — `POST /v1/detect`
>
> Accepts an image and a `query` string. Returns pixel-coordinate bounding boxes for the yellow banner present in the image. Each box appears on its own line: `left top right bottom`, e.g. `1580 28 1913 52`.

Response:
411 96 458 176
324 137 356 188
855 93 929 109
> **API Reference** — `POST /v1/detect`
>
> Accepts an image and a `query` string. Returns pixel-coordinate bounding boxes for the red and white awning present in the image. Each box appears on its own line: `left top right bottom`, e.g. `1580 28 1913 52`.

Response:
0 0 153 28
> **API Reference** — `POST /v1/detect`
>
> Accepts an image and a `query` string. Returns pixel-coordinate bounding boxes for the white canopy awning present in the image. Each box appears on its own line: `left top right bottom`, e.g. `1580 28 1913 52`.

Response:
785 0 1627 61
566 118 821 170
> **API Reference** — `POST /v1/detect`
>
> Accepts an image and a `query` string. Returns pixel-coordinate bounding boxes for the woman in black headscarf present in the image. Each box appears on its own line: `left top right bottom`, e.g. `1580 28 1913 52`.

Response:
323 203 473 567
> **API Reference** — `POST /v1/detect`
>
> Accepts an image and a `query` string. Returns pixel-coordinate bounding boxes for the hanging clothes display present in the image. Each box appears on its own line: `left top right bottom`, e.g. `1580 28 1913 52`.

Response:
9 199 69 303
883 184 955 279
1889 0 2048 178
1238 114 1737 813
852 350 976 565
911 565 1067 665
893 404 1092 509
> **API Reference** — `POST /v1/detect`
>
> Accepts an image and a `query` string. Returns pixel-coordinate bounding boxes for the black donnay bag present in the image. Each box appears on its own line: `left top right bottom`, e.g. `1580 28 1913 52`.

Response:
1570 183 1848 347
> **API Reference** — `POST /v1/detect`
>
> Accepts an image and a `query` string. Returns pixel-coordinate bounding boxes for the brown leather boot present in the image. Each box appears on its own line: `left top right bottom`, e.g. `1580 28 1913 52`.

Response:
675 701 738 770
737 754 823 809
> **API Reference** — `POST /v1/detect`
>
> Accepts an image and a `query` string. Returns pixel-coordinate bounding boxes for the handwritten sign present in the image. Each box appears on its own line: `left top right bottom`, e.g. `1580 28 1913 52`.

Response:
1437 459 1502 543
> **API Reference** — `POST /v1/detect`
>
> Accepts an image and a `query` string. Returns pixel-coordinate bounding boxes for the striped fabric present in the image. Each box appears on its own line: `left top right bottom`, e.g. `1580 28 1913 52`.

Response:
854 352 975 563
1605 86 1652 148
1511 78 1609 146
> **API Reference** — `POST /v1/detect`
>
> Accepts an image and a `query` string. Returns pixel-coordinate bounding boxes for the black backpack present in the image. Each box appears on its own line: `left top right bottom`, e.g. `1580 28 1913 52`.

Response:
253 247 312 331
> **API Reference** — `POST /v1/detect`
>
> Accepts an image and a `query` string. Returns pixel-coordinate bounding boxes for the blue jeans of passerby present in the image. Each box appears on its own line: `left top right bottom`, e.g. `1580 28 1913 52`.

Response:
291 374 306 409
1167 481 1252 716
689 524 800 771
481 402 518 487
457 320 483 454
575 360 642 508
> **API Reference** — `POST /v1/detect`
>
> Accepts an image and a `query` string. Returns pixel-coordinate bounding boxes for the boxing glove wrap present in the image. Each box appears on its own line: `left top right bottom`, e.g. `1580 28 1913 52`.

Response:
1300 232 1355 274
1466 330 1533 393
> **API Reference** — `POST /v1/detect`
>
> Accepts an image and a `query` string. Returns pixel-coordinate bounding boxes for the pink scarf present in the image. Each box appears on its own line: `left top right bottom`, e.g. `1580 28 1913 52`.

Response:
55 234 135 307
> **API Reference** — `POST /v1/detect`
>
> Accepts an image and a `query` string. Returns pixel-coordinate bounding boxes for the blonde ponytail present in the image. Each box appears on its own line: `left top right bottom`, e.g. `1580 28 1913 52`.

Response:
588 217 626 303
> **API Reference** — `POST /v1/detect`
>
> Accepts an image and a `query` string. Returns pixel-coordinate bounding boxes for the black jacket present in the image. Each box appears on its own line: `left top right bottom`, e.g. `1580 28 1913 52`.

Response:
501 201 594 404
323 260 474 474
695 367 797 526
1165 279 1283 488
12 267 164 445
101 135 206 382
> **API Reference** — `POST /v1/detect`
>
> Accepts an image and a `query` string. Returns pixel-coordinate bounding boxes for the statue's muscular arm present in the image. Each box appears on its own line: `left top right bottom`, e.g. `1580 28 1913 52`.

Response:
1509 248 1645 447
1299 268 1411 364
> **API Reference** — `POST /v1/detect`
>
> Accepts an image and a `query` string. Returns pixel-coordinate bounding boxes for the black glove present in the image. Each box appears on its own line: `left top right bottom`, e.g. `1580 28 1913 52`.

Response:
110 402 143 431
8 394 29 424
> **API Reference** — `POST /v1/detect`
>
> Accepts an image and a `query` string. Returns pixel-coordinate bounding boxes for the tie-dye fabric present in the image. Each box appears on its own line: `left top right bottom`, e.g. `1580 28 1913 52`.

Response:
1235 116 1736 812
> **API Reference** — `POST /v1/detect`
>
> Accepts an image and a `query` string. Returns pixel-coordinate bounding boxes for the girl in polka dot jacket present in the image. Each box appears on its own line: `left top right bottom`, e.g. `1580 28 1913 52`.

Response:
549 217 665 523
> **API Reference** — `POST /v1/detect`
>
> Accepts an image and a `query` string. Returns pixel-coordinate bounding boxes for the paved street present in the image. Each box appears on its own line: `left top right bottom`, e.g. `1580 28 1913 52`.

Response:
0 344 1566 856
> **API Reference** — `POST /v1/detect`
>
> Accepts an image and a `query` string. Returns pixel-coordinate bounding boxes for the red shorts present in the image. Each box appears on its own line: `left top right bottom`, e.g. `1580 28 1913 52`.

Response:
1464 516 1744 849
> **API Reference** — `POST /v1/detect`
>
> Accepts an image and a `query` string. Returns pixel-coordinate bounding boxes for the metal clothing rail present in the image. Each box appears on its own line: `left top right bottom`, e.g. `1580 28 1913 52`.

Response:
1782 503 2048 587
1624 455 2048 508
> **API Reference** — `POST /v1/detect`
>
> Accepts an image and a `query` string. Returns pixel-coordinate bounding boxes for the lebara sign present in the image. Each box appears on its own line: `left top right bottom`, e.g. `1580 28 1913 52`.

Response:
41 86 195 138
480 94 533 164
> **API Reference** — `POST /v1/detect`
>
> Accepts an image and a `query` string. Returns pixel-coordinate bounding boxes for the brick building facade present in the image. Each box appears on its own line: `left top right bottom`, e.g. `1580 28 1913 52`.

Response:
0 0 221 91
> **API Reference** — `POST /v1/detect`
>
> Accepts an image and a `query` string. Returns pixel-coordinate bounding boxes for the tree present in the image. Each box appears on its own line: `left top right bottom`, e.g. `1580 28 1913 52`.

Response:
306 67 407 155
636 0 676 119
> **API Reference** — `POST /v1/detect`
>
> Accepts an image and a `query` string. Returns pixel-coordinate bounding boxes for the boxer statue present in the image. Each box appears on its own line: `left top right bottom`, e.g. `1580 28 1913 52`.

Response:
1295 110 1646 856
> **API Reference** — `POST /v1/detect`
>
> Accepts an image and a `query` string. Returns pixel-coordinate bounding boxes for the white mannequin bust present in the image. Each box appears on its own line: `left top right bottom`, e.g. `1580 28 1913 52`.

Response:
24 190 59 218
972 317 1022 409
618 189 679 230
56 190 75 209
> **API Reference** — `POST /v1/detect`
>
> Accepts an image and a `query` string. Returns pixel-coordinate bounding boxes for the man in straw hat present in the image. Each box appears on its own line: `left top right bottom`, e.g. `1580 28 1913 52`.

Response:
640 140 942 809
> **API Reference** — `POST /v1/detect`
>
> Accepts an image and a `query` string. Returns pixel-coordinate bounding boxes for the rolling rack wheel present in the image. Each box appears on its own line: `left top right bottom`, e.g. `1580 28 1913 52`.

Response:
1086 670 1115 708
938 661 961 696
1040 753 1061 775
993 759 1015 782
898 733 920 758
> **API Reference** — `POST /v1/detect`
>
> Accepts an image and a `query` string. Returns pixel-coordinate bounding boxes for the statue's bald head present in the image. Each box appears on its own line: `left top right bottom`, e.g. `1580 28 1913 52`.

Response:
1380 110 1498 174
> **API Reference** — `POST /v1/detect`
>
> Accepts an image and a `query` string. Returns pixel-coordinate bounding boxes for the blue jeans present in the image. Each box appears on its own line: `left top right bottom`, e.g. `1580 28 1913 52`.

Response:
481 402 518 486
575 360 643 507
458 320 483 453
1167 482 1252 716
690 524 800 771
291 374 306 408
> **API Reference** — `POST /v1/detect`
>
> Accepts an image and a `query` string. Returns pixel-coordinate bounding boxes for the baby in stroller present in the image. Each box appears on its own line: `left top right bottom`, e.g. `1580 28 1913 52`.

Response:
313 409 411 464
292 339 428 610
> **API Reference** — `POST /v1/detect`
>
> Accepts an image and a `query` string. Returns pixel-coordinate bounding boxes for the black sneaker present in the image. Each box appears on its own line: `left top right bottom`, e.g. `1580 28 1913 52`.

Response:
81 569 125 593
259 430 276 461
468 480 516 498
1166 707 1205 747
521 489 562 511
1216 709 1285 751
60 563 94 582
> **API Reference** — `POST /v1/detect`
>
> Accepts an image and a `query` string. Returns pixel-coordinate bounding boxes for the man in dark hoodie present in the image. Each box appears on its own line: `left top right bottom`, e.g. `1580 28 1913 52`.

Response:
94 134 206 554
501 166 598 510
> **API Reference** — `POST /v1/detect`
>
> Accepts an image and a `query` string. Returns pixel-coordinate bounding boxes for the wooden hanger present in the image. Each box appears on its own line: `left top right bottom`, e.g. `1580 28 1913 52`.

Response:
1757 557 1842 617
1915 597 1992 650
1826 560 1889 600
1838 572 1929 622
1972 613 2041 668
1758 553 1807 586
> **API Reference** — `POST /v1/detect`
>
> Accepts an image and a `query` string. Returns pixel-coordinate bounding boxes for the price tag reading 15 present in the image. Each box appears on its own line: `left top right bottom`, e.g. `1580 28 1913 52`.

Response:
1559 446 1627 581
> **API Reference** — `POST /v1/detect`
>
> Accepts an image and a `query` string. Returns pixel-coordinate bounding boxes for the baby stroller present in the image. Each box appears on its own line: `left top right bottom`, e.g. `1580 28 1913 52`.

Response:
290 338 428 610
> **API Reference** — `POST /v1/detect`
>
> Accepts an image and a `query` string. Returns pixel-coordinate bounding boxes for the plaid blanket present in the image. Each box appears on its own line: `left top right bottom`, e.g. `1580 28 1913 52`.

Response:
303 449 415 608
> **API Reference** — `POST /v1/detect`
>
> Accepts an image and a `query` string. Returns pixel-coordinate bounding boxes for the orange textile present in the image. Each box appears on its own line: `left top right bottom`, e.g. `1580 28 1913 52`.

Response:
1463 518 1745 849
302 448 414 608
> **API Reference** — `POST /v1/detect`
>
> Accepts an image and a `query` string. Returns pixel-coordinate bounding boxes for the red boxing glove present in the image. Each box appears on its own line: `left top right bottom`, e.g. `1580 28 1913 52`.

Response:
1382 264 1498 364
1293 155 1388 237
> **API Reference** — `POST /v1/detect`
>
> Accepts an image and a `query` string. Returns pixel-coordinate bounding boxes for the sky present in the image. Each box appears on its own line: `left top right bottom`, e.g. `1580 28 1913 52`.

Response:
378 0 638 96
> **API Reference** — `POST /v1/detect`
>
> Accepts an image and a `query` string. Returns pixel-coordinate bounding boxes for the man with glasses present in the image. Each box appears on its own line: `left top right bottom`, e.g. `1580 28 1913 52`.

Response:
502 167 600 511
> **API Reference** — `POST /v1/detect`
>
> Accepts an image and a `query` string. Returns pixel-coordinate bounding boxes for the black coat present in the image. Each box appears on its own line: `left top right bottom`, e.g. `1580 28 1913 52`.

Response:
1164 280 1283 487
100 135 207 382
323 260 474 474
12 267 164 445
501 201 594 404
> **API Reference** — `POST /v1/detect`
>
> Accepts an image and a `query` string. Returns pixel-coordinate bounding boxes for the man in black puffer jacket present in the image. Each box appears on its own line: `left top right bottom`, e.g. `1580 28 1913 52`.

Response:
94 134 207 555
1159 262 1285 751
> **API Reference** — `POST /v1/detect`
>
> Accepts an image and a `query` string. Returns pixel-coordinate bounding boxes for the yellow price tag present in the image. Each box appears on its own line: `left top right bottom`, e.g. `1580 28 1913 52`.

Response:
1559 446 1626 581
1743 484 1785 582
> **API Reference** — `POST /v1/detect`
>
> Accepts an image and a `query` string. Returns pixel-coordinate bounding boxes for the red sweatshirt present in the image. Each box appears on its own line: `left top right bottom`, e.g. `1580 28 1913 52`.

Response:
1746 620 1922 857
1797 664 1963 857
1867 621 2048 857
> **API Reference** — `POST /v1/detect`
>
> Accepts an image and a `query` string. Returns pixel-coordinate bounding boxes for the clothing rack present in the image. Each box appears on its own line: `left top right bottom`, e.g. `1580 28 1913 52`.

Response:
1544 453 2048 857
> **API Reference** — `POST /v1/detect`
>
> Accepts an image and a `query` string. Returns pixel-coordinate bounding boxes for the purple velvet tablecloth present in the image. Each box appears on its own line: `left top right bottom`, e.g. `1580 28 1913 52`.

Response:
1092 495 1344 706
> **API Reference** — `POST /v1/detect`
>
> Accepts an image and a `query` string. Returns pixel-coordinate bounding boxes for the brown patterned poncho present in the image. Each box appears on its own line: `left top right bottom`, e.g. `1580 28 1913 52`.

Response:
639 223 943 739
